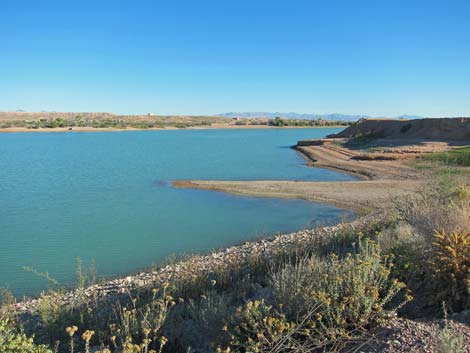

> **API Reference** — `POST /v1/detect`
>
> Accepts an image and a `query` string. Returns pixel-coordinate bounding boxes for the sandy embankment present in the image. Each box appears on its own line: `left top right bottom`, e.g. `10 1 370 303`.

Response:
173 139 431 214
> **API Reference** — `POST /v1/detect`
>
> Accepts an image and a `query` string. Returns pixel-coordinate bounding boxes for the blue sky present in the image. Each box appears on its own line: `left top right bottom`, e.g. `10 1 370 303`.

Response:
1 0 469 117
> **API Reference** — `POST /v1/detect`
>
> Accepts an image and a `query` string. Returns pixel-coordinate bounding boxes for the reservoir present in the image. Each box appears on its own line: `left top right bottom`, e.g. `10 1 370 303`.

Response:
0 128 355 296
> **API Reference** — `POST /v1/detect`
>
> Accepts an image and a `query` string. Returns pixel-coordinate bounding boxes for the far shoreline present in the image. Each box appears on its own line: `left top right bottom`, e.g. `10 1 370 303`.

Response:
0 124 347 133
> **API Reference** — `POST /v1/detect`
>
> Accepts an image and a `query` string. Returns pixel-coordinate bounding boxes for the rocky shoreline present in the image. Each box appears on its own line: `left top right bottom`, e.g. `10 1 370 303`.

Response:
12 219 362 314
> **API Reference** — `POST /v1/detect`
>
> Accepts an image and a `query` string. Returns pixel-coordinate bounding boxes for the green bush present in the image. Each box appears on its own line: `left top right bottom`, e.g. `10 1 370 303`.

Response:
389 238 425 286
0 318 52 353
268 117 286 127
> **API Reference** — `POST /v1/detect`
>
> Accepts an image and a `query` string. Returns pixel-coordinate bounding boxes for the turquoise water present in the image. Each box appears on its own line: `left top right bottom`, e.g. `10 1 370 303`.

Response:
0 128 355 296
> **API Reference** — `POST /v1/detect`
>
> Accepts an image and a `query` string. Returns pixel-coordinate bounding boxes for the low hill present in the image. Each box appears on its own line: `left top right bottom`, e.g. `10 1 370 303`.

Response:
329 117 470 141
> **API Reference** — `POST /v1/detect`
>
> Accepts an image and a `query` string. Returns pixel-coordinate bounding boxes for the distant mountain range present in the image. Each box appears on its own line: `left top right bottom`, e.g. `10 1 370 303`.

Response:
216 112 426 121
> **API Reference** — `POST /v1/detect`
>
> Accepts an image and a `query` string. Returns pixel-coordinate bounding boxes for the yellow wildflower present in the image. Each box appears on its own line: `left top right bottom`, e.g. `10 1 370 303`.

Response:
82 330 95 343
66 325 78 337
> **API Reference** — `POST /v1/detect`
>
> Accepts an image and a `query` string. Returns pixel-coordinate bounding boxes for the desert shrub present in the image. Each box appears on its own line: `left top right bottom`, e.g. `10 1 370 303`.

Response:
109 286 174 352
430 231 470 311
0 317 52 353
186 291 230 347
222 239 408 352
164 290 232 352
222 240 404 352
271 238 408 338
225 299 295 353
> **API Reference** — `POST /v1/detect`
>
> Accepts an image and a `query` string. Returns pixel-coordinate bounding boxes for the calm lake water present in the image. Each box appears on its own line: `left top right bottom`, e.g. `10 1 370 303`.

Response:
0 128 355 296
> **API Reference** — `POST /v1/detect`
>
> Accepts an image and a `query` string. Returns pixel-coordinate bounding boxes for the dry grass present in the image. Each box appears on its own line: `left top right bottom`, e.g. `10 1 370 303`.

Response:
394 180 470 239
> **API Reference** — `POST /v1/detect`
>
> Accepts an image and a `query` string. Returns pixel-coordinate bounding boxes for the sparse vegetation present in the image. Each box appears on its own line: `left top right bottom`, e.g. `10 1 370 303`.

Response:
422 146 470 167
0 112 350 131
